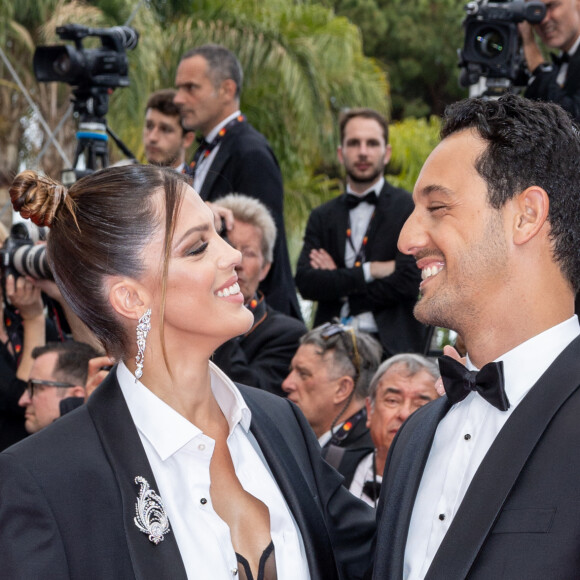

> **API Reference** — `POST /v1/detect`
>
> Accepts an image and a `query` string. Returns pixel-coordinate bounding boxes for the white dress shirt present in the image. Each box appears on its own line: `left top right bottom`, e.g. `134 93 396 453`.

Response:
193 110 242 194
340 176 385 333
117 361 310 580
403 315 580 579
556 34 580 86
349 451 382 508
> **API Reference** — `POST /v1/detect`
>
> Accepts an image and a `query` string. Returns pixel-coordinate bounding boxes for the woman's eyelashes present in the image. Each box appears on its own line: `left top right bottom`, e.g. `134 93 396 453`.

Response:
186 241 209 257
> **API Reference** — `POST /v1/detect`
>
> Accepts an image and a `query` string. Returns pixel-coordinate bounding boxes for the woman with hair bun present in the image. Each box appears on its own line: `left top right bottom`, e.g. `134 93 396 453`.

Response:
0 166 373 580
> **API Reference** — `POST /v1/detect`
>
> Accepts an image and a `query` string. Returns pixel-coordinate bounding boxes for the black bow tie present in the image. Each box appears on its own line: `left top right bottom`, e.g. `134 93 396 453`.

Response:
438 355 510 412
362 480 381 501
552 52 570 66
346 191 377 209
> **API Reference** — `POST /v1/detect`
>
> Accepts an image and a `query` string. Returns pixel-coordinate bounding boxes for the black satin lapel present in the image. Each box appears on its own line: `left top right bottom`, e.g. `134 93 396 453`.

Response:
426 335 580 579
334 196 350 266
200 143 230 200
366 184 390 248
243 394 339 580
374 397 450 579
87 371 188 580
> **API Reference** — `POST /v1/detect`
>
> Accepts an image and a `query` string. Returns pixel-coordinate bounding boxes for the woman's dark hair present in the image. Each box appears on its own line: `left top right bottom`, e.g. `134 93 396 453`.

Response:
9 165 189 359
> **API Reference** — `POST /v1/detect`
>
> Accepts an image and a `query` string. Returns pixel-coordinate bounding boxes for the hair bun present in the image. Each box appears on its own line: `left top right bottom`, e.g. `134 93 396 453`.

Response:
9 170 68 227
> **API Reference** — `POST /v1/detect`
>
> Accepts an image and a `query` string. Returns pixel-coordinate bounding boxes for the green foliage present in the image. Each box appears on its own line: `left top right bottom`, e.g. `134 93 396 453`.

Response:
387 115 441 192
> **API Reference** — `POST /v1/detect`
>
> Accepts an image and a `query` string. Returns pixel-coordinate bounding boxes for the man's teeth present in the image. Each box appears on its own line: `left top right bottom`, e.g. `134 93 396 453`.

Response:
216 282 240 297
421 265 444 281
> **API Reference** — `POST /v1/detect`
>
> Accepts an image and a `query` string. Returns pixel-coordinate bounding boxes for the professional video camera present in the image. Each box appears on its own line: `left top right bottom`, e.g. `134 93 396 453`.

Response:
458 0 546 96
0 221 50 283
33 24 139 181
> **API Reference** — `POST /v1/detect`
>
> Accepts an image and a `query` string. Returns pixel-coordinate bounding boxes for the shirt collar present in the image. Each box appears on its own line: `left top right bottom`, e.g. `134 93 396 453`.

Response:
205 110 242 143
566 34 580 57
466 315 580 406
117 360 252 462
346 176 385 199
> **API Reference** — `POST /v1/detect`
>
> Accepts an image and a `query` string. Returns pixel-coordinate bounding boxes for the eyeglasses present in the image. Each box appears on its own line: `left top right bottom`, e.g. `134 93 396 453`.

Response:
320 321 361 383
26 378 75 398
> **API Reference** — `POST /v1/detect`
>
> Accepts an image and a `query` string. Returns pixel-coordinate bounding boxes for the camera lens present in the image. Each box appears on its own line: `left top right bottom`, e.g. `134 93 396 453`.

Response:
54 53 72 76
474 28 505 59
12 244 51 280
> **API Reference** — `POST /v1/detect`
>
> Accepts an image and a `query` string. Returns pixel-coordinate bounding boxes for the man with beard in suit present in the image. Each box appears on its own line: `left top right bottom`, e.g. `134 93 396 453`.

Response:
295 108 426 358
373 94 580 579
521 0 580 121
174 44 301 320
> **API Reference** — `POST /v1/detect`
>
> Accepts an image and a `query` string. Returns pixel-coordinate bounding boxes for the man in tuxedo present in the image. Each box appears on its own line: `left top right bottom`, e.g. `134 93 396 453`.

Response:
373 94 580 578
174 44 301 319
349 353 439 508
295 108 426 358
521 0 580 121
142 89 195 172
211 194 306 397
282 323 382 487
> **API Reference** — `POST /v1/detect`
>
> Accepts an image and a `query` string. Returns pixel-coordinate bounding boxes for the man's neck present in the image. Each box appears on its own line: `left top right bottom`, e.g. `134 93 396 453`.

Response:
202 106 240 138
346 177 383 196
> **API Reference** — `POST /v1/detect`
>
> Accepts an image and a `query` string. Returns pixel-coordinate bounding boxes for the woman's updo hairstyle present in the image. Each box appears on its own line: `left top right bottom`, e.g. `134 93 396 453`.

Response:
9 165 189 358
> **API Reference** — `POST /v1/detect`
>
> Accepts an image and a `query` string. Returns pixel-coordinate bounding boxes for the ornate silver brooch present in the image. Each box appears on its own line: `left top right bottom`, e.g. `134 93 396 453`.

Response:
134 476 171 544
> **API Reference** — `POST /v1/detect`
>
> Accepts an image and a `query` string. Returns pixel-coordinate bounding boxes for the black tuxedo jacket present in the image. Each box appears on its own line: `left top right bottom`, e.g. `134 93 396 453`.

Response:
373 335 580 579
0 370 374 580
295 182 427 357
525 48 580 122
195 121 301 320
212 298 307 398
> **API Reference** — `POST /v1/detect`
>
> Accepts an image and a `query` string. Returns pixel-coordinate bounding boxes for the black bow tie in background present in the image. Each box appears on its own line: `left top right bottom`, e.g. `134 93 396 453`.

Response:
346 191 378 209
552 52 570 66
438 355 510 412
363 480 381 501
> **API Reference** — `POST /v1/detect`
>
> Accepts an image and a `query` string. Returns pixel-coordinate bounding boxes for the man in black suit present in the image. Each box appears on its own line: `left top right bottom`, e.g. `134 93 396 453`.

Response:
211 194 306 397
295 108 426 358
174 44 301 319
282 323 382 488
521 0 580 120
373 94 580 578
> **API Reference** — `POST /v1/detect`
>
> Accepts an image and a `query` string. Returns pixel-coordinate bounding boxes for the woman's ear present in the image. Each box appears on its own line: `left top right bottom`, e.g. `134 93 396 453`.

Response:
108 277 149 321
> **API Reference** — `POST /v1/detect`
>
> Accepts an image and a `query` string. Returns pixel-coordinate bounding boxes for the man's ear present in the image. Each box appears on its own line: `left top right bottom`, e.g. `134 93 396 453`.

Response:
107 277 149 321
383 143 392 166
334 375 355 405
219 79 237 102
365 396 373 428
512 186 549 246
337 145 344 166
182 130 196 149
66 385 86 399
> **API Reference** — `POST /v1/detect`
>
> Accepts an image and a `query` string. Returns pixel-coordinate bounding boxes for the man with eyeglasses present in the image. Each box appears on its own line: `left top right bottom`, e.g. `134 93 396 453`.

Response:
282 323 382 487
18 341 101 434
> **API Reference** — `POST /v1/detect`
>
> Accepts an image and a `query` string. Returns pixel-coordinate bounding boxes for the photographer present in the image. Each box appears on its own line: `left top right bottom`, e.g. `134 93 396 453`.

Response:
520 0 580 120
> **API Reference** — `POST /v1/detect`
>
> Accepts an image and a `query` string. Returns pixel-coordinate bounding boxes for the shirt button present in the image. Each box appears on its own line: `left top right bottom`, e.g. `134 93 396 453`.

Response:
200 497 207 505
232 570 238 576
439 513 445 521
198 443 206 451
464 433 471 440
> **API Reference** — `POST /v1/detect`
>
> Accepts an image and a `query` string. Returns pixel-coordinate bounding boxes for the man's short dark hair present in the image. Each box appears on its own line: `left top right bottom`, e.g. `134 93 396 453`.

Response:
339 107 389 145
31 341 102 387
181 44 243 99
145 89 187 133
441 94 580 292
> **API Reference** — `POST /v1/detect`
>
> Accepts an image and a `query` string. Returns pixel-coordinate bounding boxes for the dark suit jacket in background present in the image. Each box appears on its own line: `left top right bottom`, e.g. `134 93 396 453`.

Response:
525 48 580 122
0 370 375 580
195 121 301 320
322 409 374 489
373 335 580 579
295 182 427 357
212 296 306 398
